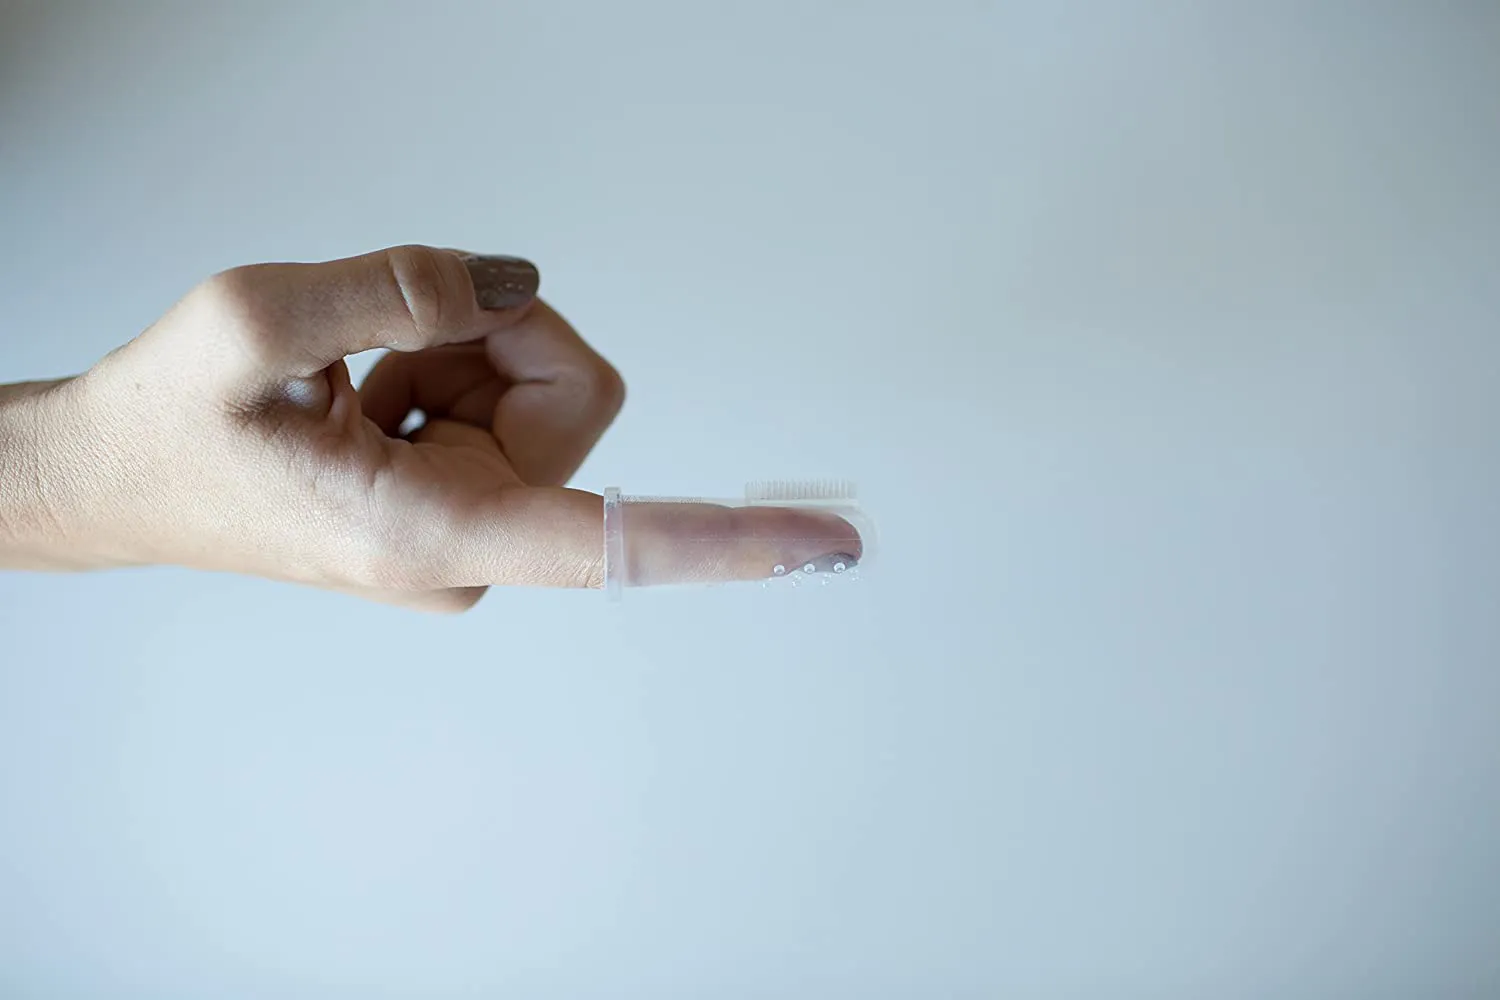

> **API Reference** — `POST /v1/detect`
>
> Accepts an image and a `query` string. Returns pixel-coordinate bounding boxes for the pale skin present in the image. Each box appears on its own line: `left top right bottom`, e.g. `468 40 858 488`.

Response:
0 245 859 611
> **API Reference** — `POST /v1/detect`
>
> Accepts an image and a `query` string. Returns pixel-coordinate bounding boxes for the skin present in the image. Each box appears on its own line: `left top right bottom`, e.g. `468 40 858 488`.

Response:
0 245 859 611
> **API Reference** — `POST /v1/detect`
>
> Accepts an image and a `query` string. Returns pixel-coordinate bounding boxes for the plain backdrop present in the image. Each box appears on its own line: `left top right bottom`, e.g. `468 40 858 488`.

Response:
2 2 1498 997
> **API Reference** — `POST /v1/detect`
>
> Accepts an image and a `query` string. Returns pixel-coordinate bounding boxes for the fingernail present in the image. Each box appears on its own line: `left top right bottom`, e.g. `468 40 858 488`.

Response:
787 552 859 576
461 254 540 310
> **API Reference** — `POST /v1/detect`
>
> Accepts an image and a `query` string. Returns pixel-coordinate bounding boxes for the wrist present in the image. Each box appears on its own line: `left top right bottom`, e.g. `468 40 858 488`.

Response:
0 377 126 571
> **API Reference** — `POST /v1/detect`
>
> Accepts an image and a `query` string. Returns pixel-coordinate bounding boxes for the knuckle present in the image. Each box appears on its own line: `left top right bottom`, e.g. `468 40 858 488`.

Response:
383 245 462 344
193 266 262 319
582 357 627 419
190 265 282 362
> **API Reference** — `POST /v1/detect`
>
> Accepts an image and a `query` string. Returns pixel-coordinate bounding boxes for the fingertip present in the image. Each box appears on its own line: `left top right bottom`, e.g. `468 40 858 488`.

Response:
611 502 864 588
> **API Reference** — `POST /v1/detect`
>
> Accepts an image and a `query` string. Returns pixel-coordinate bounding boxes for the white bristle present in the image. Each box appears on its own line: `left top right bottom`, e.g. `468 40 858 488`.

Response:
745 479 858 503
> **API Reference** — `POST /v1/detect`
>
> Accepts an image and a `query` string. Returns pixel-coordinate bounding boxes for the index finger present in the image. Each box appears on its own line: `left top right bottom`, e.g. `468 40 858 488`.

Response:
396 485 863 592
605 497 863 591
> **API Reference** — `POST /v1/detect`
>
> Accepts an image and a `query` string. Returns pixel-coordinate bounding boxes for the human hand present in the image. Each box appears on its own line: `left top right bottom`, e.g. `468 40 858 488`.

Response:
0 245 860 610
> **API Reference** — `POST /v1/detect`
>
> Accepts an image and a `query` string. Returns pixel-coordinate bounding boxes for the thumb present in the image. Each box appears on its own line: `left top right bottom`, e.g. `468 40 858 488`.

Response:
197 245 539 380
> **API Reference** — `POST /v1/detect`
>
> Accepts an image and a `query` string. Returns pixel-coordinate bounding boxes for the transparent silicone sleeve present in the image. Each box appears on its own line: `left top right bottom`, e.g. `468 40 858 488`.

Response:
602 481 874 600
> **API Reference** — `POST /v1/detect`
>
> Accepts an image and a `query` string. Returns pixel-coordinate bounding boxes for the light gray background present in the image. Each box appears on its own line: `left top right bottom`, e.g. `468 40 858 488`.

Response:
2 2 1498 996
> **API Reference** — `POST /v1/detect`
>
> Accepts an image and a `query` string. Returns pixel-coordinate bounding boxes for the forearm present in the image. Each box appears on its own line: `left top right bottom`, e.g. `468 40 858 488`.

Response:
0 377 116 571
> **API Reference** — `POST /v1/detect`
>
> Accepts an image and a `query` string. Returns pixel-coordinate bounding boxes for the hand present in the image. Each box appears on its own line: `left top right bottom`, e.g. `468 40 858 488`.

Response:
0 245 859 611
0 245 619 610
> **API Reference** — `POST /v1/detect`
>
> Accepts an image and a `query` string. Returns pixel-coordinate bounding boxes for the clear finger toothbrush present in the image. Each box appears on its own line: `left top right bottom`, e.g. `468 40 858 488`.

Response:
601 480 875 600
